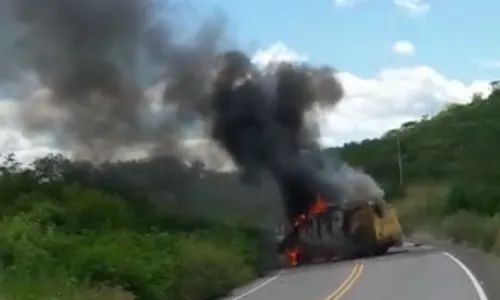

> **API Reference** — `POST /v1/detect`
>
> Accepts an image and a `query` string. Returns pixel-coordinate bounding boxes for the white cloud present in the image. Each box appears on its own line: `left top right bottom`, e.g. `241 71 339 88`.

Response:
251 42 307 68
251 43 491 147
319 67 490 145
393 0 431 15
392 40 415 55
0 42 492 166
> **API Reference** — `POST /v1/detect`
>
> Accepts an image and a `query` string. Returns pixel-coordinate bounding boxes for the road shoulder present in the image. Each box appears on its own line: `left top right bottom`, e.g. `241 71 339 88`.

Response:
410 231 500 300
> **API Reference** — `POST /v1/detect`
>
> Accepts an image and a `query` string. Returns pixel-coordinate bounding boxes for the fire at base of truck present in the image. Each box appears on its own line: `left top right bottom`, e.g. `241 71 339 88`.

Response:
279 196 404 267
281 196 328 266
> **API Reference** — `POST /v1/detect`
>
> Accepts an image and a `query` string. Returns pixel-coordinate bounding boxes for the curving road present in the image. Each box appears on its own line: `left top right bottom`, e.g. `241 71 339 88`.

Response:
222 245 489 300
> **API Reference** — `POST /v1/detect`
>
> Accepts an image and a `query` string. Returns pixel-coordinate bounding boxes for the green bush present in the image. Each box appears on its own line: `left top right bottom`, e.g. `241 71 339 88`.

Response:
381 181 406 201
445 182 500 216
173 236 254 300
441 211 500 252
0 154 263 299
0 270 135 300
69 231 177 300
0 212 55 273
393 185 447 234
396 185 500 256
492 230 500 256
60 185 139 233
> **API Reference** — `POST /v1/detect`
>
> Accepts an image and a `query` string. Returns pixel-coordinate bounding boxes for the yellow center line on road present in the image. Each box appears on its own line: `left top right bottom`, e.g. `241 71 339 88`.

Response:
324 261 364 300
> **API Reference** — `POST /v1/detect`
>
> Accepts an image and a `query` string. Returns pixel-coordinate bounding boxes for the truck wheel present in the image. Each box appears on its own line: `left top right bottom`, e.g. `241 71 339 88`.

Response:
336 236 361 260
373 245 389 256
348 224 374 258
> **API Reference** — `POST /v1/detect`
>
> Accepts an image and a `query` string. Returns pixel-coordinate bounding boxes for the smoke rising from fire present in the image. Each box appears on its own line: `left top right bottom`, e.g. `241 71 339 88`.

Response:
0 0 231 162
207 52 386 221
0 0 386 222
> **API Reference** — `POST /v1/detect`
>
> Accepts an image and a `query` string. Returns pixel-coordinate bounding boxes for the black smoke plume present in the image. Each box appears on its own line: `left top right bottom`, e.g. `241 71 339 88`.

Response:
207 51 349 222
0 0 385 227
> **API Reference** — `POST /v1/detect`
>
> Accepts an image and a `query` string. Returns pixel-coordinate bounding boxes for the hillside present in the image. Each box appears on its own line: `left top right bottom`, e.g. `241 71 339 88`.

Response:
329 82 500 186
326 82 500 255
0 153 281 300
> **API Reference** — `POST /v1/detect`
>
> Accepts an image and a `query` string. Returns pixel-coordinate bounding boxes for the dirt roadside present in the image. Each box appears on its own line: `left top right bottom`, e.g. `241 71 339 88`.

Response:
410 232 500 300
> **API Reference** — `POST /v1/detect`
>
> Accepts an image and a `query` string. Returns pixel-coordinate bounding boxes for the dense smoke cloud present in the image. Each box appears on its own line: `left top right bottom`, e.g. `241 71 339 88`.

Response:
0 0 229 162
207 52 385 221
0 0 385 223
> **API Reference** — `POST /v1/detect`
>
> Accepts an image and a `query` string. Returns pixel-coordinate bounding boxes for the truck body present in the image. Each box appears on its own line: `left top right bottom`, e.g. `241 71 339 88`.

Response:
279 199 404 267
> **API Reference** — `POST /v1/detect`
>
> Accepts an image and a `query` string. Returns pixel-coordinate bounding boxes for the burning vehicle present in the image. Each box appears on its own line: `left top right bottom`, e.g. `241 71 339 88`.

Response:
277 190 404 267
208 51 404 267
0 0 404 269
275 151 405 267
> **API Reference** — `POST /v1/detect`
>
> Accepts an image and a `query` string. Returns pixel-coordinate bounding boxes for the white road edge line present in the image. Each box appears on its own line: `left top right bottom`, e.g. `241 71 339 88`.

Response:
230 270 285 300
442 252 489 300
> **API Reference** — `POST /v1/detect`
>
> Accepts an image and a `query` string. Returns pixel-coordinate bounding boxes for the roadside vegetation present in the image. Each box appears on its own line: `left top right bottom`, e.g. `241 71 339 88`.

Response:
4 78 500 299
0 153 279 300
329 81 500 256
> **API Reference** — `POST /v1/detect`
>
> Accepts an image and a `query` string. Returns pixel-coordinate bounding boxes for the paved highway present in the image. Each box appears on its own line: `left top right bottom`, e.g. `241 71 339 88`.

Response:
222 246 489 300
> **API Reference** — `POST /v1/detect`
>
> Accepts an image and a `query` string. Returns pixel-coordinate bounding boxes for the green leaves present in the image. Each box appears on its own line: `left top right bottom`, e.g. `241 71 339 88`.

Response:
0 154 263 300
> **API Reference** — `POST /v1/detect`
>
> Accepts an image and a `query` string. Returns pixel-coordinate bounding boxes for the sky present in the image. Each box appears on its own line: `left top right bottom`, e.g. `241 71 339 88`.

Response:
202 0 498 146
195 0 497 146
200 0 500 80
0 0 499 164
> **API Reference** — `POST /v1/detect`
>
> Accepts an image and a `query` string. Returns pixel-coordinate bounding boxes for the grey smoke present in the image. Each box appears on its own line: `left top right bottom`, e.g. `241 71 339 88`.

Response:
206 52 356 220
205 51 387 222
0 0 386 223
0 0 228 162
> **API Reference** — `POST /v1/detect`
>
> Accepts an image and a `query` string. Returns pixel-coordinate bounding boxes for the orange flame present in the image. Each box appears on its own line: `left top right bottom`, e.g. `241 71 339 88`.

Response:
285 248 299 266
292 196 328 228
309 196 328 215
284 196 328 267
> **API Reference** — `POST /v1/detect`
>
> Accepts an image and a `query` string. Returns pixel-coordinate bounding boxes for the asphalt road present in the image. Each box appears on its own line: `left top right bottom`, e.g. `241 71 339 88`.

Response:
221 245 489 300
